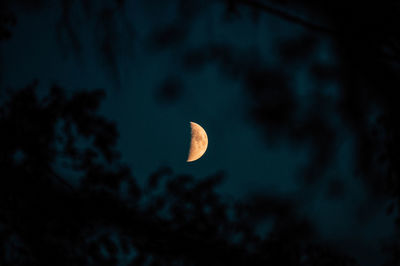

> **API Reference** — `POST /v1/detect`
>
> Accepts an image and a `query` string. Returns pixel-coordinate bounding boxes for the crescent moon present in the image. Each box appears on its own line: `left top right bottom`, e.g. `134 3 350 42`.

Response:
187 122 208 162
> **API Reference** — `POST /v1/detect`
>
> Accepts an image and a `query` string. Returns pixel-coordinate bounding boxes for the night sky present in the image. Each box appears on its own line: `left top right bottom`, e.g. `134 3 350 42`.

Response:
1 1 400 265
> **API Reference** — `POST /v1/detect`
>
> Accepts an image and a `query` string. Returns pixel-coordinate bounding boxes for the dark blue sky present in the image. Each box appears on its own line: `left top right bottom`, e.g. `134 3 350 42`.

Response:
1 1 396 264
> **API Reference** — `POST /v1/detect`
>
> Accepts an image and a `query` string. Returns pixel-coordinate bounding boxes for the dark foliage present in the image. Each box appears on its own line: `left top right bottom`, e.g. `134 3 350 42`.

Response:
151 0 400 264
2 0 400 265
0 10 16 41
0 84 358 265
155 77 184 105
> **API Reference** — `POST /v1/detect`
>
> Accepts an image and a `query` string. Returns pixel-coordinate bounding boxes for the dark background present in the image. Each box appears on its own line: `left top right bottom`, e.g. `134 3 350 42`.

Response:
1 0 400 265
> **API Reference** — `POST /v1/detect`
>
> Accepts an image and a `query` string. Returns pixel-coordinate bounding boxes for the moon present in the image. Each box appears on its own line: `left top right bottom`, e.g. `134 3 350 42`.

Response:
187 122 208 162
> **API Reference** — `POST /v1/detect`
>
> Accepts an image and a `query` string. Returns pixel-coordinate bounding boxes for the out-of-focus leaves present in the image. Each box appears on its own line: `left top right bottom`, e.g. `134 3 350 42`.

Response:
279 34 318 62
0 83 361 265
326 179 346 199
0 10 16 41
147 166 173 190
4 0 400 264
154 77 184 105
148 25 188 51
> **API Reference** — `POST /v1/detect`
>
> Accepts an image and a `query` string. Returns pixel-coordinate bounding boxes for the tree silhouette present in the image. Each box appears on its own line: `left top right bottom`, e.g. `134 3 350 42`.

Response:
0 83 360 265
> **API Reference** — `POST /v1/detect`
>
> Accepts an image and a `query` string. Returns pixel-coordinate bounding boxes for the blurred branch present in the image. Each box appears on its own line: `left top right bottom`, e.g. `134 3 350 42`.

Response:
48 168 76 192
233 0 337 34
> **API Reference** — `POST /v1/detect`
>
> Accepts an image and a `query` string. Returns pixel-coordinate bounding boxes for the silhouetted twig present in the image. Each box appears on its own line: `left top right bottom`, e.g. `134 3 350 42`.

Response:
233 0 337 34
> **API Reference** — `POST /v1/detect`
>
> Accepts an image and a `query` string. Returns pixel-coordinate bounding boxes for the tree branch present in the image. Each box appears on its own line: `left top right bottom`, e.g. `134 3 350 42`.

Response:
232 1 400 64
233 0 337 34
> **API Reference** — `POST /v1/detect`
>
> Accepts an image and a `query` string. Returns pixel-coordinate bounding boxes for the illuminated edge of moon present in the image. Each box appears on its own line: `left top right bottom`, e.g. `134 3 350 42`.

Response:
187 121 208 162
